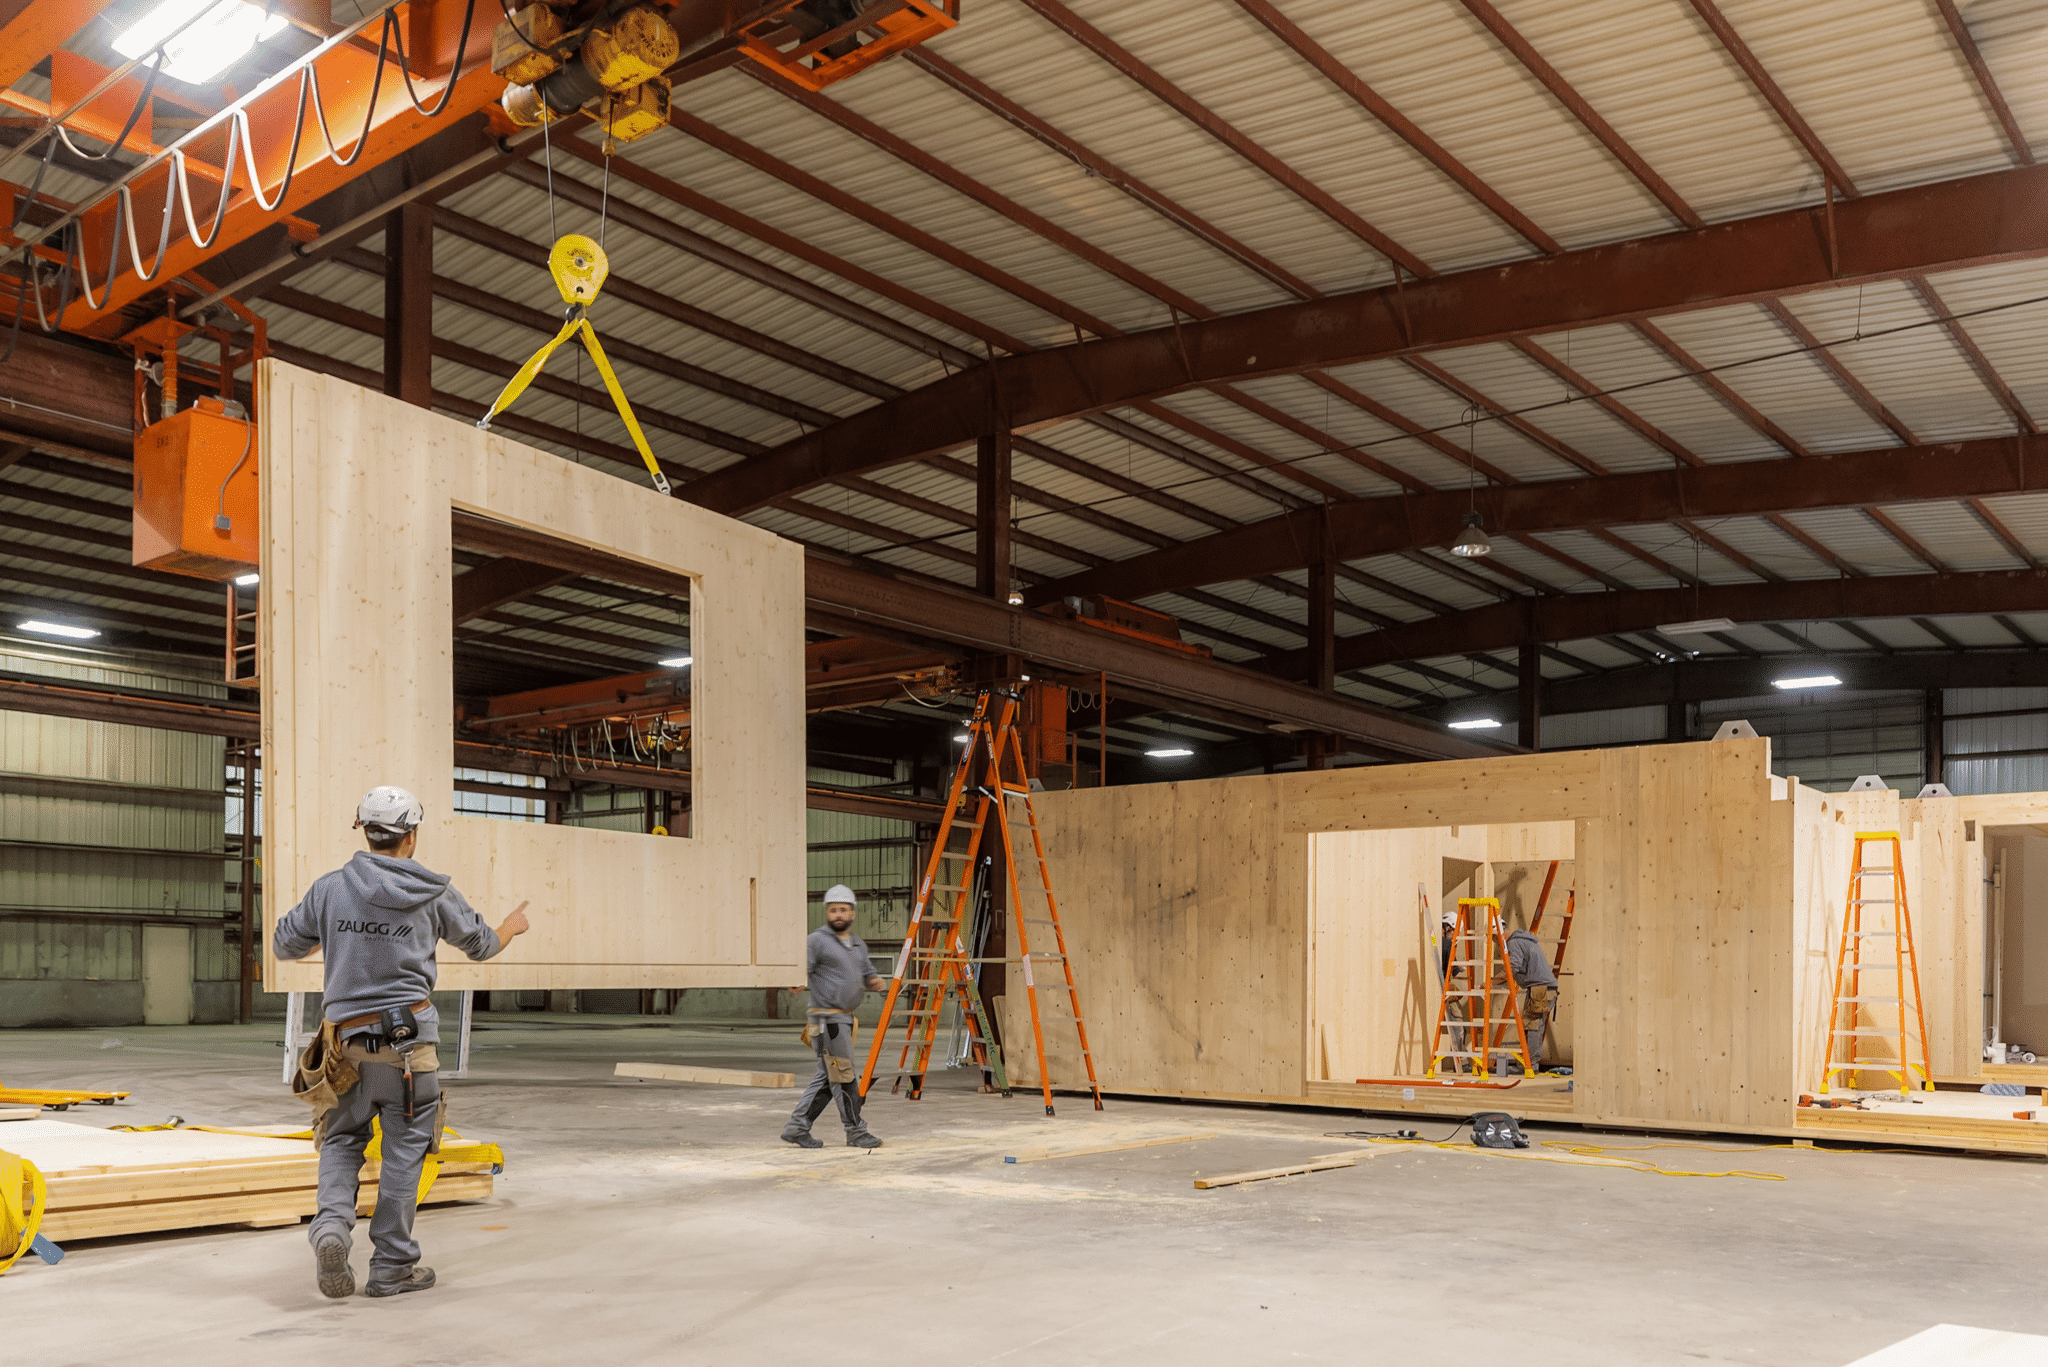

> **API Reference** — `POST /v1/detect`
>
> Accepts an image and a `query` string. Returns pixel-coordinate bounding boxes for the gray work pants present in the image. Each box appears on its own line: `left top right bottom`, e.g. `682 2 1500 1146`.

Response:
786 1012 873 1140
309 1043 440 1285
1489 986 1553 1074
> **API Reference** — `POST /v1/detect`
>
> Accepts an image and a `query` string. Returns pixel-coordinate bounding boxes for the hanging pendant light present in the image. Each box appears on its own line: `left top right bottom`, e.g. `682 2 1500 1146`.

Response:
1450 510 1492 558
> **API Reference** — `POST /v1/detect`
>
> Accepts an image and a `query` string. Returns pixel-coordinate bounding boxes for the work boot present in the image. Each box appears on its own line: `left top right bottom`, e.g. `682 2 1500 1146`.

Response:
847 1131 883 1149
364 1267 436 1298
780 1126 823 1149
314 1234 354 1300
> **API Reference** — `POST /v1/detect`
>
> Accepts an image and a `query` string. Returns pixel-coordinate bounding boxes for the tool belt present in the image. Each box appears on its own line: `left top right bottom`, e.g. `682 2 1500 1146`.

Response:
1525 984 1556 1014
289 999 432 1142
799 1007 857 1051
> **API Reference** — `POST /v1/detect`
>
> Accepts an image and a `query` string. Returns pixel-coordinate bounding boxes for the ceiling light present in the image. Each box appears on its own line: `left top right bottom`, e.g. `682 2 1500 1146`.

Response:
1448 717 1501 730
1449 510 1492 558
113 0 290 85
1658 617 1735 636
954 732 971 742
233 572 260 587
1007 591 1024 606
659 655 692 669
1145 748 1194 758
17 620 100 640
1773 673 1841 691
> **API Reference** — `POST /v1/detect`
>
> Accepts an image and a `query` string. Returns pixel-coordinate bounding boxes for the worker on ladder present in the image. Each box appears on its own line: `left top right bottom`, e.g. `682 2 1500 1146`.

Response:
274 786 532 1300
782 885 886 1150
1492 915 1558 1075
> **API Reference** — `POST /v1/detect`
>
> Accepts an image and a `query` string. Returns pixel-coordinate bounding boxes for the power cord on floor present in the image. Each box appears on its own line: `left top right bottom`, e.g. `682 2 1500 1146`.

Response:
1323 1117 1787 1180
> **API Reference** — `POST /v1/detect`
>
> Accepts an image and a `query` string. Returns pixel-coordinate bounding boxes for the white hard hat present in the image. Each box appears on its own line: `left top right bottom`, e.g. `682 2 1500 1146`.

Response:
354 785 424 836
823 884 857 907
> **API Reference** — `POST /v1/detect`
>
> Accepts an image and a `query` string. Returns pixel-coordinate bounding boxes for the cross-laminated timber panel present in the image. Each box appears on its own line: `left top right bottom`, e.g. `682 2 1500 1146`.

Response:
258 361 806 991
1003 738 1994 1140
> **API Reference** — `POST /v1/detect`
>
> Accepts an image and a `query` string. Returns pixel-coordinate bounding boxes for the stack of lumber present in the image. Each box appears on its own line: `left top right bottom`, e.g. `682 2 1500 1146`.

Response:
3 1121 498 1242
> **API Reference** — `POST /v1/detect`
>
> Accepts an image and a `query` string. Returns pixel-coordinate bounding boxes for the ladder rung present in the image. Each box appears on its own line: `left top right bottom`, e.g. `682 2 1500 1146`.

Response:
1846 931 1899 937
1835 996 1900 1003
1849 899 1897 906
1831 1028 1904 1036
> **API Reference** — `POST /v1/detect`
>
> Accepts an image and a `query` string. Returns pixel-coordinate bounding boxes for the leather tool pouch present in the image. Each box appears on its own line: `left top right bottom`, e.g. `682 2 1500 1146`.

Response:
290 1019 360 1143
1528 984 1554 1014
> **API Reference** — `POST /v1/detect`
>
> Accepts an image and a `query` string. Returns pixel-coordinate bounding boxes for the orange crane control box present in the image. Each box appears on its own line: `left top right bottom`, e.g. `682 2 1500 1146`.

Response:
132 397 259 580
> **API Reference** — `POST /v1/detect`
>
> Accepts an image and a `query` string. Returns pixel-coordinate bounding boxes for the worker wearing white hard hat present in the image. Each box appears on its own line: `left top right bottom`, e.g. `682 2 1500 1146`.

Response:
273 784 534 1300
782 883 885 1149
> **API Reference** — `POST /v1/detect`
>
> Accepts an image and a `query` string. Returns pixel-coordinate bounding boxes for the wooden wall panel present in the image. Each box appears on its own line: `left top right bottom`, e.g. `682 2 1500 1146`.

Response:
1571 740 1792 1128
1005 778 1307 1100
1282 752 1606 833
259 362 807 990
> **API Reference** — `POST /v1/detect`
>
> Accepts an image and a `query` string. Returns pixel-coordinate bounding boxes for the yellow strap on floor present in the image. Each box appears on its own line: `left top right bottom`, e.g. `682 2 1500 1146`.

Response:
0 1147 48 1276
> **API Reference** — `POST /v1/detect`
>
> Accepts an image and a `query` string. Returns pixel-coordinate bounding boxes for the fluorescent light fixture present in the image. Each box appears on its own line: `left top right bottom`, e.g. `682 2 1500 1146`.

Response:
1145 748 1195 758
1447 717 1501 730
1657 617 1736 636
659 655 692 669
233 572 260 586
113 0 290 85
17 620 99 640
1773 673 1842 691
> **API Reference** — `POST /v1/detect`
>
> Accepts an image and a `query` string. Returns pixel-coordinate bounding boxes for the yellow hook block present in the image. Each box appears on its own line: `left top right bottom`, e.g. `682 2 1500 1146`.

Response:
476 233 671 497
550 233 608 307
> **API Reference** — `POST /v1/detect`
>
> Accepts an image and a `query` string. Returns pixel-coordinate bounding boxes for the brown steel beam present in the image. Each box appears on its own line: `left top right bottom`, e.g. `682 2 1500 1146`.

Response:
1032 434 2048 604
976 430 1012 599
677 162 2048 515
382 200 434 408
1930 0 2033 168
1233 0 1560 254
1019 0 1429 275
1266 569 2048 676
1460 0 1703 228
1686 0 1858 194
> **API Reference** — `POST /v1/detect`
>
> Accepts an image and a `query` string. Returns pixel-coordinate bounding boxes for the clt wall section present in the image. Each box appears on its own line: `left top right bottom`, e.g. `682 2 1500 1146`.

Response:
1008 737 2024 1149
259 362 807 992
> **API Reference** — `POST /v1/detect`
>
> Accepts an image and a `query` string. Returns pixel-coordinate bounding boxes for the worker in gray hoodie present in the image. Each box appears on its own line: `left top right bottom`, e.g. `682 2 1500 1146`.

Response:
1491 917 1559 1075
273 785 530 1301
781 884 885 1149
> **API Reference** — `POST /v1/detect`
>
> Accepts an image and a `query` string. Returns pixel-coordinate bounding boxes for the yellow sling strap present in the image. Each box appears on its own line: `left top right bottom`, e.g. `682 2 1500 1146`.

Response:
474 233 671 497
0 1148 52 1276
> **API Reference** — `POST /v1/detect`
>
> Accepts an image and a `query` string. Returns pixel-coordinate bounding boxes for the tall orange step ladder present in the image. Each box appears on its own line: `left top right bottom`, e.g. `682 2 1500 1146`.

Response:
859 686 1104 1116
1425 896 1535 1084
1819 831 1934 1096
1481 863 1575 1066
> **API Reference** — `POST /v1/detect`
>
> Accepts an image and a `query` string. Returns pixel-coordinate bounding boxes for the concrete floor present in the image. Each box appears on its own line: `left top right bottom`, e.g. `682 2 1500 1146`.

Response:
5 1017 2047 1366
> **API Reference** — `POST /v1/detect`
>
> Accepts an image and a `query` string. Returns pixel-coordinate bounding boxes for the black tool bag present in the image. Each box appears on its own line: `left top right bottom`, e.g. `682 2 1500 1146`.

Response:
1470 1112 1529 1149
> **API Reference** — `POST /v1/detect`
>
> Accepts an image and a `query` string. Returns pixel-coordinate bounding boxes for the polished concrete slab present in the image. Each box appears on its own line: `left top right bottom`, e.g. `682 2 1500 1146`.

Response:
5 1017 2046 1366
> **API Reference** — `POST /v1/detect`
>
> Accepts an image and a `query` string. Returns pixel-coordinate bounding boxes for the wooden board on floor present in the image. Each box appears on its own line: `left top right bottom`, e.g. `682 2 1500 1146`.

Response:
258 360 807 992
615 1061 795 1089
9 1121 500 1241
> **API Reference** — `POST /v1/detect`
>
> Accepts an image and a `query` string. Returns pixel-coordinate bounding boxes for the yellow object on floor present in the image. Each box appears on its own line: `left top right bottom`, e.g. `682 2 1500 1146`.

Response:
1 1147 50 1275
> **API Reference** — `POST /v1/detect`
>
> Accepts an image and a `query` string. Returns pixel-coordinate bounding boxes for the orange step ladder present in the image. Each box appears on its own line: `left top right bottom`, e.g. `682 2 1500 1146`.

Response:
1819 831 1933 1096
859 686 1104 1116
1426 896 1535 1083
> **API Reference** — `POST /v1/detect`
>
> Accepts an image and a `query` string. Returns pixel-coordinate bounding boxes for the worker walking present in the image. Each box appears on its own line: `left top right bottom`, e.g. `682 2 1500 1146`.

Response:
782 884 885 1150
274 786 531 1300
1491 917 1559 1075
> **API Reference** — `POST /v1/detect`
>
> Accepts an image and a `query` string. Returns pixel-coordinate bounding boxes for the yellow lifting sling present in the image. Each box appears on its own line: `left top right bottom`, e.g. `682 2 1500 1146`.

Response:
475 233 671 497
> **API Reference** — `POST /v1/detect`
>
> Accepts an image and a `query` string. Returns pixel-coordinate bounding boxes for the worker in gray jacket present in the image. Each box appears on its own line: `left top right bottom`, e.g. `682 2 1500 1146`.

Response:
1492 920 1559 1075
273 785 530 1300
781 884 885 1149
